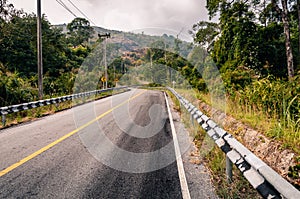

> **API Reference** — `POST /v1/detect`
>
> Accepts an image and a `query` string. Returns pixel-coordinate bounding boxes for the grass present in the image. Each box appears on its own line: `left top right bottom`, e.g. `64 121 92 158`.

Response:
165 90 181 111
204 145 261 199
192 120 261 198
195 89 300 154
194 86 300 189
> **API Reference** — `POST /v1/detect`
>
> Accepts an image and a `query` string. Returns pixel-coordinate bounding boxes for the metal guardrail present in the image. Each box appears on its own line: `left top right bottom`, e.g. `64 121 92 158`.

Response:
0 87 128 126
168 87 300 199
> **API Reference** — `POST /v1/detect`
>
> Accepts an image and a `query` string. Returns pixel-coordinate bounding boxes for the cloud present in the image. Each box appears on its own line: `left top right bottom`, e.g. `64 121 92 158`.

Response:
9 0 208 38
83 0 207 26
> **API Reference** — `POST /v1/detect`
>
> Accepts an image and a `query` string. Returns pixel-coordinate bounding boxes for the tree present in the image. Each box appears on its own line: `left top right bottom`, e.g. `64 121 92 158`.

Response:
0 12 69 77
204 2 260 70
199 0 297 79
190 21 219 52
67 17 94 47
271 0 295 79
0 12 36 76
0 1 98 101
0 0 21 21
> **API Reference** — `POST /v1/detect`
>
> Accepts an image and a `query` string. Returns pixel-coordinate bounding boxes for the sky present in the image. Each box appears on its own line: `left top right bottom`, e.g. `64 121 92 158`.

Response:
8 0 209 41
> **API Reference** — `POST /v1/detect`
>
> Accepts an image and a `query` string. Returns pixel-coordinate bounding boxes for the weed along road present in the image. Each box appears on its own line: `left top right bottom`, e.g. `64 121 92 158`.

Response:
0 89 217 199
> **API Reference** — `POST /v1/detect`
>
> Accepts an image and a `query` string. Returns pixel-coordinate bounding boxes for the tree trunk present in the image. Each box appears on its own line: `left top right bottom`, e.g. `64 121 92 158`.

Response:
298 0 300 59
272 0 295 79
281 0 294 80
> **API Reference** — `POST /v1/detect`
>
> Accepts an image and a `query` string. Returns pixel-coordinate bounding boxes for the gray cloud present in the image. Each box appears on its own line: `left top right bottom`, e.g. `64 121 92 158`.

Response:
10 0 208 39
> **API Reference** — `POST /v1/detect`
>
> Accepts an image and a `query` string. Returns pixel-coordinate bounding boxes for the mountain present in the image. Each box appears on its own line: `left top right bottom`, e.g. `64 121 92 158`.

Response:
54 24 193 58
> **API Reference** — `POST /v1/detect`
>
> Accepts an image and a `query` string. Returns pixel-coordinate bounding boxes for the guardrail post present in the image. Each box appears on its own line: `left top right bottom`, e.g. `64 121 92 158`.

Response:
190 114 194 127
226 155 233 183
2 115 6 127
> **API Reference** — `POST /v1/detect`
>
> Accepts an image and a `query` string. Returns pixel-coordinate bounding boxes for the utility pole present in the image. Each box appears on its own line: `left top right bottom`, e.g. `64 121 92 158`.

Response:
98 33 111 89
37 0 43 99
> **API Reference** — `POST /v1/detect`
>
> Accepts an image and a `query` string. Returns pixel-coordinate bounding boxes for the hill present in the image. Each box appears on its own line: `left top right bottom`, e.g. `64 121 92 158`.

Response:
54 24 193 58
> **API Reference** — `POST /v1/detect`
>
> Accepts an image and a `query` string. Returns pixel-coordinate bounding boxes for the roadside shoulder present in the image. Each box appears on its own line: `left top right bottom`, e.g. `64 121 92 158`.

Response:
167 94 219 199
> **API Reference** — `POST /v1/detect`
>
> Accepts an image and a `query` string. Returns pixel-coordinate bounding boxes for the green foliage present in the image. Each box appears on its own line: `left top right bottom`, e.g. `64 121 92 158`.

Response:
288 163 300 180
0 1 94 105
0 63 37 106
257 23 287 77
0 11 70 77
67 17 94 47
221 64 255 90
210 3 261 71
192 0 300 193
196 0 300 80
148 82 162 87
196 0 300 179
140 46 206 91
192 21 219 51
227 75 300 152
235 76 300 118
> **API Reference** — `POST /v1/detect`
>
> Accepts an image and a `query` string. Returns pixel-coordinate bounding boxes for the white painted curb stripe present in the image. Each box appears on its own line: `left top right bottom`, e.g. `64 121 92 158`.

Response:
164 92 191 199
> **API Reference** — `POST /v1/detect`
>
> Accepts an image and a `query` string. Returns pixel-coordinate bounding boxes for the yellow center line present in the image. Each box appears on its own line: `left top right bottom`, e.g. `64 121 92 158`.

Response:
0 89 147 177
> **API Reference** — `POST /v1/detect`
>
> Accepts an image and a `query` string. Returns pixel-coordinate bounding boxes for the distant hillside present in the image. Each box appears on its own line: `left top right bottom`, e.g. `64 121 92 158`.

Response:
54 24 193 58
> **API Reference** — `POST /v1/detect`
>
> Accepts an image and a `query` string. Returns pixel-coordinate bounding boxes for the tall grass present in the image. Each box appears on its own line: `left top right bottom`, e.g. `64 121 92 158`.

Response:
229 76 300 152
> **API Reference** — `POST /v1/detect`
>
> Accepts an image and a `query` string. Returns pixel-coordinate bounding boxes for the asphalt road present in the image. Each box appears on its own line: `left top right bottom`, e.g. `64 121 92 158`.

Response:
0 89 218 198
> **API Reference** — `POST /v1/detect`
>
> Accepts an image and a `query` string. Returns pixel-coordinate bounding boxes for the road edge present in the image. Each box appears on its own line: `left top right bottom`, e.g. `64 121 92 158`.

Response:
164 92 191 199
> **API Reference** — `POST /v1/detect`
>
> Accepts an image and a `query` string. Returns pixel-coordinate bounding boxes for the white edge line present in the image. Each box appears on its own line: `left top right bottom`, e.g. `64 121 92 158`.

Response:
164 92 191 199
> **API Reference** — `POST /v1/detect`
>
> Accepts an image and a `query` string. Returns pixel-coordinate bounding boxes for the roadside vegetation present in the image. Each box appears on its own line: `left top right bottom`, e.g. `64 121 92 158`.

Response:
0 1 94 106
166 0 300 196
189 0 300 193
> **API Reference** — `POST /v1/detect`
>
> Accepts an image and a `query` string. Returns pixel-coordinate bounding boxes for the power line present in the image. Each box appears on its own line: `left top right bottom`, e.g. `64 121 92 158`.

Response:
56 0 77 18
66 0 97 26
55 0 78 18
56 0 96 26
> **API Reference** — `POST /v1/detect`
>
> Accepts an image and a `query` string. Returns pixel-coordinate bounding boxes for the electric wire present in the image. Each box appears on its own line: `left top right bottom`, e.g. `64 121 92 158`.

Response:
55 0 77 18
55 0 96 26
66 0 96 26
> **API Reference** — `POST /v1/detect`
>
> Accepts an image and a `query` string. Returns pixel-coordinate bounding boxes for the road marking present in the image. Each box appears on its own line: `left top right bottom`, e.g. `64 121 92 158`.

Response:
164 92 191 199
0 89 146 177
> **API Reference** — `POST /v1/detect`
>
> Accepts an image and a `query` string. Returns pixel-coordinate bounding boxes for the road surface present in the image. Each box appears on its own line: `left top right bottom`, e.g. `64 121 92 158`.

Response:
0 89 217 198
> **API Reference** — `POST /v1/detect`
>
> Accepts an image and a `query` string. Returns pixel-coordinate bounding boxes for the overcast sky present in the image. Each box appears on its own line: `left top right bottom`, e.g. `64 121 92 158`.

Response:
9 0 209 40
